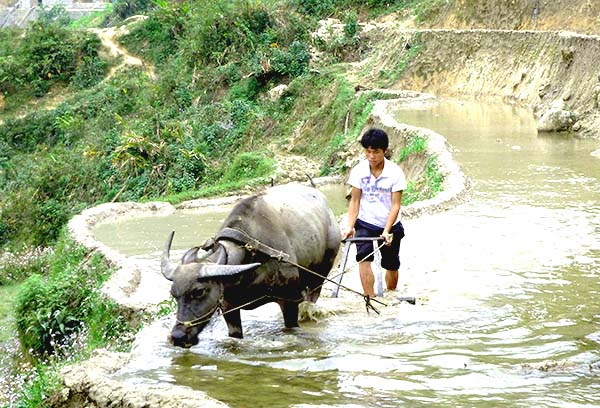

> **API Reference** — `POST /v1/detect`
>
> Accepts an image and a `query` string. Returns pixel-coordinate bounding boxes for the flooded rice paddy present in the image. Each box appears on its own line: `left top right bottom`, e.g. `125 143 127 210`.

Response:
95 99 600 407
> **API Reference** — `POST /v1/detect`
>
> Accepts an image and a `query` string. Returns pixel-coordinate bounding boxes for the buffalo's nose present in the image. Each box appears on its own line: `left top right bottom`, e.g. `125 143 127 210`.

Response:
169 326 198 348
171 326 186 342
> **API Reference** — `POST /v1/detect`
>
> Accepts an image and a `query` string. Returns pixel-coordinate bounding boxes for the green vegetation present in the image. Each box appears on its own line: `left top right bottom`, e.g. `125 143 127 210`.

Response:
0 6 108 110
293 0 447 19
0 284 19 343
10 233 139 407
11 364 62 408
396 134 445 205
15 234 134 356
0 248 52 286
397 132 427 162
68 3 114 30
375 32 424 88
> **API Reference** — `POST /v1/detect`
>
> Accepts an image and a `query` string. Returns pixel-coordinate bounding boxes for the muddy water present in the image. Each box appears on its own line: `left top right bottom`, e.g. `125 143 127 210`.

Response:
94 207 234 256
93 184 348 257
104 99 600 407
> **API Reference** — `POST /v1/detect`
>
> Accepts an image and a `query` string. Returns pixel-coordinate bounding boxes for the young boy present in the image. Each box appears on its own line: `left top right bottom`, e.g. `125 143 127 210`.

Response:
342 128 407 297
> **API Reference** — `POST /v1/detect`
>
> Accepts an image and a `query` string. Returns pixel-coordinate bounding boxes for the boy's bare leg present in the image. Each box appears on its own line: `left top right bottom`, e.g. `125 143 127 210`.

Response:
359 262 376 297
385 270 398 290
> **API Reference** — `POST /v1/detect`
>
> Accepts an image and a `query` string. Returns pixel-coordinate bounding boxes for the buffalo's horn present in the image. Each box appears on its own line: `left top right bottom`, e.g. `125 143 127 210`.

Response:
199 263 261 279
161 231 178 281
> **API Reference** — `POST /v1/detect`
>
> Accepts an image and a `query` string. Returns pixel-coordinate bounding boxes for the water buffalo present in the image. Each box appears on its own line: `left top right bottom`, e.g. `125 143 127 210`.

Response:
161 183 341 347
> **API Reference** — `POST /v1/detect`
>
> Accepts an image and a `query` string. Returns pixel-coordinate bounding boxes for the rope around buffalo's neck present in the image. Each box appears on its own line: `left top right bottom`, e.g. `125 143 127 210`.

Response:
176 302 220 328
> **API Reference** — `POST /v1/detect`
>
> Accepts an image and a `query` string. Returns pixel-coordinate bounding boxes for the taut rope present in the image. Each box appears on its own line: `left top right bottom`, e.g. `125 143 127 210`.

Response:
175 231 389 328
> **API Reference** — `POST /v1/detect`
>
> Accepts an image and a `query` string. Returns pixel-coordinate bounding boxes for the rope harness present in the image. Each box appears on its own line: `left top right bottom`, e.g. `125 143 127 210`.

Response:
176 302 220 328
175 228 389 328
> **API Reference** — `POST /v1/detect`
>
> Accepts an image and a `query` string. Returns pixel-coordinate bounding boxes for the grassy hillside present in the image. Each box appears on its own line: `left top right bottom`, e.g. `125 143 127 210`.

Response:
0 0 443 254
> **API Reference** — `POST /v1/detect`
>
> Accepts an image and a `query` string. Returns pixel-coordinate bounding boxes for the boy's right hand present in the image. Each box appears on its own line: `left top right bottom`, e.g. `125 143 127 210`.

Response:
341 227 354 240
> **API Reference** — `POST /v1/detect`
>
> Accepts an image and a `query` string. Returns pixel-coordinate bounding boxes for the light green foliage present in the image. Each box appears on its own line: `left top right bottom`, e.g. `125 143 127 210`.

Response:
376 32 423 87
222 152 276 183
0 284 19 342
0 247 52 286
397 133 427 161
396 134 445 205
156 298 176 318
14 364 61 408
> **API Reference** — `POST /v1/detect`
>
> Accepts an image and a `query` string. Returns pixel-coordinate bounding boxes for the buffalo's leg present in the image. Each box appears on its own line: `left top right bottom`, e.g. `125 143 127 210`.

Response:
223 309 243 338
279 301 299 328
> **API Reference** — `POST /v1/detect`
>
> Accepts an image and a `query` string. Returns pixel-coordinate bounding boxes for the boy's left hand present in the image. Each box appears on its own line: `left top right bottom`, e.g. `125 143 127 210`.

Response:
381 232 393 246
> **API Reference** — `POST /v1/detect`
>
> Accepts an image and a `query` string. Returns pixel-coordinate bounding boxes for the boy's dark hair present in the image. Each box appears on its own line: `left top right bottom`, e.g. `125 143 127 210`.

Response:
360 128 389 150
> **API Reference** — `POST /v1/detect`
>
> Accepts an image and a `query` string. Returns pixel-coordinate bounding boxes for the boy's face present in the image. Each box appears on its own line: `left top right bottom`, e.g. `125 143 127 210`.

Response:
364 146 386 167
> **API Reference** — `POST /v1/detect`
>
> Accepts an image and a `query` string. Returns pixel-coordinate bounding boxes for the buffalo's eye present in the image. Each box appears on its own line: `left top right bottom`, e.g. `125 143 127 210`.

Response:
191 288 206 298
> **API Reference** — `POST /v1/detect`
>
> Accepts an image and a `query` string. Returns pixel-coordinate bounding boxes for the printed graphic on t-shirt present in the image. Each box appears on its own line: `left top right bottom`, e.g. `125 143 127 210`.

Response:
361 176 392 205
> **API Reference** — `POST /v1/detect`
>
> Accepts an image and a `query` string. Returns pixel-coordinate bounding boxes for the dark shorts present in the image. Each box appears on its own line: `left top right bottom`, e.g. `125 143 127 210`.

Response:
355 218 405 270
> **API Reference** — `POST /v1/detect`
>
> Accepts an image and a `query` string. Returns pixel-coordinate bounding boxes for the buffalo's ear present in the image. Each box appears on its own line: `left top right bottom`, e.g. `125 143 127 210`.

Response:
198 263 261 279
201 238 215 251
181 247 200 264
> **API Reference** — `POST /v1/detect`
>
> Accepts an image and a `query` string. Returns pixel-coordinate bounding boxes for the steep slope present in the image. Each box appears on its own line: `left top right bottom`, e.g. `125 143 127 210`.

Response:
427 0 600 35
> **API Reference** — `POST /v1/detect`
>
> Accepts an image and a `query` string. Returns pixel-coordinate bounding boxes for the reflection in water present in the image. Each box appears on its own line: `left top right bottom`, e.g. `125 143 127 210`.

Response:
94 184 348 257
108 98 600 407
94 208 233 256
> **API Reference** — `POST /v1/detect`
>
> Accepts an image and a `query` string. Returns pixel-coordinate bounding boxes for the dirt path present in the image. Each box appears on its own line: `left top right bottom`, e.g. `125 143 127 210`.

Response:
90 17 156 81
0 18 155 125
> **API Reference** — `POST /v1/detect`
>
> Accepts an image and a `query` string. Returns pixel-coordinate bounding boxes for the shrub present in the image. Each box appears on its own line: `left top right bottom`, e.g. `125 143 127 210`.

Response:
0 8 108 101
14 236 128 356
0 54 22 93
271 41 310 77
111 0 154 21
117 13 180 67
0 111 60 153
70 55 108 90
182 1 273 66
0 143 108 247
397 133 427 162
293 0 336 18
37 4 71 27
222 152 275 183
396 135 445 204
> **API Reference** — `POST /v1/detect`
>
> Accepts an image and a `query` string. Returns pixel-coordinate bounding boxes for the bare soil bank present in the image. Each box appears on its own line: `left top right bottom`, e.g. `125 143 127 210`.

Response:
427 0 600 36
354 26 600 138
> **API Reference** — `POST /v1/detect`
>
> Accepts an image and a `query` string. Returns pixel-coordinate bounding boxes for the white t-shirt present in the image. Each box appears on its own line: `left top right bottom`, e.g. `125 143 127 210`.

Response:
347 158 407 228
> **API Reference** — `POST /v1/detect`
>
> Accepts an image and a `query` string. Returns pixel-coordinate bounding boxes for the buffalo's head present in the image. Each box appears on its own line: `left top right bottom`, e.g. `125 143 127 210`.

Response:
161 231 259 348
